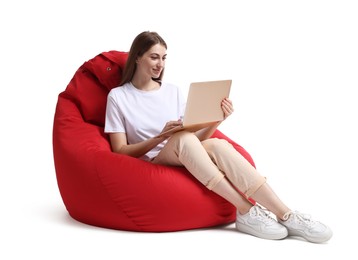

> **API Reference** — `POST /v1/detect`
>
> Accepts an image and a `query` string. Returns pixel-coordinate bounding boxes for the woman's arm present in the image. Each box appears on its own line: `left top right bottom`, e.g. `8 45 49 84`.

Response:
195 98 234 141
109 132 166 158
109 120 182 158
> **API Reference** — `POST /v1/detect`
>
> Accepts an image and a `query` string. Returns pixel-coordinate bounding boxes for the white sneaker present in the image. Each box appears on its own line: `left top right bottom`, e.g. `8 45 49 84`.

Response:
236 205 288 240
279 211 333 243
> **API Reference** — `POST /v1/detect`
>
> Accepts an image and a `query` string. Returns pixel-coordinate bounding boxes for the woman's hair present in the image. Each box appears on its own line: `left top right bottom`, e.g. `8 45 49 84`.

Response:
120 31 167 85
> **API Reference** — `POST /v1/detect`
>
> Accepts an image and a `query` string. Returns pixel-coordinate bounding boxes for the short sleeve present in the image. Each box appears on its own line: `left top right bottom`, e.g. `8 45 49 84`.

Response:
104 91 125 133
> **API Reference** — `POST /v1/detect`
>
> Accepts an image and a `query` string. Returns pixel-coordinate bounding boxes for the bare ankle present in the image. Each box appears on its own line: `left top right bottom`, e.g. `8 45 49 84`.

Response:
236 204 253 215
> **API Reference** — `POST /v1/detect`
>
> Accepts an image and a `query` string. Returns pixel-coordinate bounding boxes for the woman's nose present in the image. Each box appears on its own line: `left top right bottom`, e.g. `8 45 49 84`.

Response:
158 59 165 67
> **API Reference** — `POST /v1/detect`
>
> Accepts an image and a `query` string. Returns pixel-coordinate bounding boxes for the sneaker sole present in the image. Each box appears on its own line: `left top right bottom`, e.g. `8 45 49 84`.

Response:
287 229 333 243
235 221 288 240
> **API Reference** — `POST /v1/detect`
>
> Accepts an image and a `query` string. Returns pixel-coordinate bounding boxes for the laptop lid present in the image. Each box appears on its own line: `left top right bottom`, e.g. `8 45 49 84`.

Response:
156 79 232 137
183 79 232 126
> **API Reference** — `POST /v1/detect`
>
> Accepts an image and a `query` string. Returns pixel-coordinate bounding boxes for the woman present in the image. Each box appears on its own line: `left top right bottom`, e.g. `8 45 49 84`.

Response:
104 31 332 243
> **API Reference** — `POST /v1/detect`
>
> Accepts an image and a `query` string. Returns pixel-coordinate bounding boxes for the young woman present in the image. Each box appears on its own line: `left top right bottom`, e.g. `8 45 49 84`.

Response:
105 31 332 243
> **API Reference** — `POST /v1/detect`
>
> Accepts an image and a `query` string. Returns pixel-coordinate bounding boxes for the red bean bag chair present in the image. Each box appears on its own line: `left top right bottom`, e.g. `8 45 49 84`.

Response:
52 50 256 232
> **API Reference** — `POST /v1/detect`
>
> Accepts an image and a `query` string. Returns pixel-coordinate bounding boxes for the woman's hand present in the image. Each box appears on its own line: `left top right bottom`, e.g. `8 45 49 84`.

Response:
221 98 234 120
157 120 183 138
162 120 183 132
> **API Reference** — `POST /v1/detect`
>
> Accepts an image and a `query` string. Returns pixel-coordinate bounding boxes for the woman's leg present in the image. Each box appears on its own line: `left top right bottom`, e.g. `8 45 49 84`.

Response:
202 138 290 216
152 132 287 239
211 178 253 214
203 137 332 243
153 132 287 214
152 131 228 190
250 183 290 220
153 132 256 214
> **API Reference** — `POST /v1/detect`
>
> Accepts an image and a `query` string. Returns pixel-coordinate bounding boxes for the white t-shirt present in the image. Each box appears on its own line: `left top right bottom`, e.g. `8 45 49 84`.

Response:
105 82 186 161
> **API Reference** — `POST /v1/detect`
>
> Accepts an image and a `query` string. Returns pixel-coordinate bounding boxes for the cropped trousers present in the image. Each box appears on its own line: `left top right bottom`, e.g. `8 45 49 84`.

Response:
152 131 266 199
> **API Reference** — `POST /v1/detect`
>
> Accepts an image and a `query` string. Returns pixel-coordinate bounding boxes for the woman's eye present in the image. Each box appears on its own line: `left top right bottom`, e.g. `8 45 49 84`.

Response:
150 55 166 61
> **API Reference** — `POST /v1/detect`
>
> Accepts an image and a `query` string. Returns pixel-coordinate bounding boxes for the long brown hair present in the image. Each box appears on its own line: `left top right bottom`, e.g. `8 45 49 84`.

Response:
120 31 167 85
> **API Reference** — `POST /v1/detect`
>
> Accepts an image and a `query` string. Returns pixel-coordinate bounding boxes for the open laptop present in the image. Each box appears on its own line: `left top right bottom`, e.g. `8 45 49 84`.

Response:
157 79 232 137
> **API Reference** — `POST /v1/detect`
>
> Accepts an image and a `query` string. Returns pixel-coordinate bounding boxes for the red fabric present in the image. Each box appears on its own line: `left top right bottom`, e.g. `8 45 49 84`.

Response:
52 50 256 231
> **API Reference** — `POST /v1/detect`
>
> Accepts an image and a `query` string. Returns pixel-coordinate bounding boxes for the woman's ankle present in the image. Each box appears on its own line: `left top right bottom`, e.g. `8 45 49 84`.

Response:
236 204 253 215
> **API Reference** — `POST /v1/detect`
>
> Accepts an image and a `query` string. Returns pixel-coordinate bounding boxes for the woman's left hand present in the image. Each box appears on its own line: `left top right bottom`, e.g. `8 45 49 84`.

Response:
221 98 234 120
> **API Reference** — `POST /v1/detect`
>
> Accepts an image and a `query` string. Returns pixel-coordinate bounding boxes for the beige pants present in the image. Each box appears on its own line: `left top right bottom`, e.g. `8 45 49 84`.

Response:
152 131 266 198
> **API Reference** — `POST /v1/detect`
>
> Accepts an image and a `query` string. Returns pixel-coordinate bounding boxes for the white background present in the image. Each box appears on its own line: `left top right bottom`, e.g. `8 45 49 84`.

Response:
1 0 357 259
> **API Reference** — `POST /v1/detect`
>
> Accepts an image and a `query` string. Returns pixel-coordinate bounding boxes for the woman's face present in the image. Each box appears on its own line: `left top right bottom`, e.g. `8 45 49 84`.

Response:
136 43 167 79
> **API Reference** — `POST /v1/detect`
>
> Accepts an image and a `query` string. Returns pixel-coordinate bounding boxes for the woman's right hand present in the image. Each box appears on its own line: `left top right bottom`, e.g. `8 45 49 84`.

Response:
158 120 183 138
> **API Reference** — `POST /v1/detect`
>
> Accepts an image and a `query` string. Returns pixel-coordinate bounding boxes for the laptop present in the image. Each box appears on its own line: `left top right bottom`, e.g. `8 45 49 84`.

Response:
157 79 232 137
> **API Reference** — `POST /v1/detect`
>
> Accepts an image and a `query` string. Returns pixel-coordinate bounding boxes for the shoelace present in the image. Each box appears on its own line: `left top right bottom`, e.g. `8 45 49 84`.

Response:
252 206 275 224
283 211 316 227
